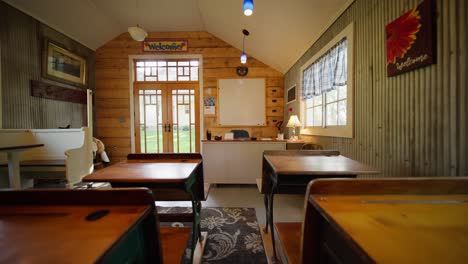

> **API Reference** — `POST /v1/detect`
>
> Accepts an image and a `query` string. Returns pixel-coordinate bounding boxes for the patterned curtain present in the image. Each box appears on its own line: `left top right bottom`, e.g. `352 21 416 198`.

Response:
302 38 348 100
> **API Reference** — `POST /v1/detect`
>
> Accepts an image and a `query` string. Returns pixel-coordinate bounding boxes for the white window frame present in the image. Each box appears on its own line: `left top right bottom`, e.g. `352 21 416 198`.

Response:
300 23 354 138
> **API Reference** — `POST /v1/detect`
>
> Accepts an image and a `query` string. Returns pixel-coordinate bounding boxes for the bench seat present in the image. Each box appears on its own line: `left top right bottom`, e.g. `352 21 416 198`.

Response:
275 222 302 264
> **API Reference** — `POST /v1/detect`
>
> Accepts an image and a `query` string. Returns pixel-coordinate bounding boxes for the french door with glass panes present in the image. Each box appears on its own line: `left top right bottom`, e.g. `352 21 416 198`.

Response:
134 83 199 153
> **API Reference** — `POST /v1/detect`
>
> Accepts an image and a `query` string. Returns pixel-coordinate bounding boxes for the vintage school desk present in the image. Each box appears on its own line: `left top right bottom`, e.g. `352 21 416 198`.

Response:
276 177 468 264
260 150 380 261
0 188 162 263
83 153 207 262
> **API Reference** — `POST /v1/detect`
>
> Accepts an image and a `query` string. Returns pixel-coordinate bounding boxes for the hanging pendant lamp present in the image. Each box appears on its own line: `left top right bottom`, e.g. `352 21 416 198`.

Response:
243 0 254 16
240 29 249 64
128 25 148 42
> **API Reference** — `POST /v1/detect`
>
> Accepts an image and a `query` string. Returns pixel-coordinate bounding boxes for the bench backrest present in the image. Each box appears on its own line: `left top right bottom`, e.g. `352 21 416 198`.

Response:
0 128 86 162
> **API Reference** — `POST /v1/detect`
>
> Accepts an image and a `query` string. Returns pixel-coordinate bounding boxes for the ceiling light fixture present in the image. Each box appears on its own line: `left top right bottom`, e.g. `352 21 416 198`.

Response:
243 0 254 16
128 25 147 42
128 0 147 42
241 29 249 64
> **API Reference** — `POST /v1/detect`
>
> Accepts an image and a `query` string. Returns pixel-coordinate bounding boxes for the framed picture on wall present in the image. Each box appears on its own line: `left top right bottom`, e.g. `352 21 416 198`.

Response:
43 40 87 87
287 85 296 104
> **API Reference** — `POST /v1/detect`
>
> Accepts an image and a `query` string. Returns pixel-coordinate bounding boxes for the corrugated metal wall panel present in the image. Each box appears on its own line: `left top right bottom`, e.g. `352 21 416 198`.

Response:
284 0 467 177
0 2 94 129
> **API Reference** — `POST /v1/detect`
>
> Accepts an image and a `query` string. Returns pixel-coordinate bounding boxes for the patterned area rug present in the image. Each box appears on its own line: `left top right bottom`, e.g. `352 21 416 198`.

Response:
158 207 267 264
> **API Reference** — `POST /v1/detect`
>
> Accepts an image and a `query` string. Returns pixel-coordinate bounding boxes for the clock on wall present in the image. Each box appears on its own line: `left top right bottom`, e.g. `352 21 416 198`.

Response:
236 66 248 76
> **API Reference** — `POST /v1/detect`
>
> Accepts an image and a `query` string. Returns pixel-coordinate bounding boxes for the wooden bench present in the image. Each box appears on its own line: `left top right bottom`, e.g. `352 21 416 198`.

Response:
0 127 93 188
274 177 468 264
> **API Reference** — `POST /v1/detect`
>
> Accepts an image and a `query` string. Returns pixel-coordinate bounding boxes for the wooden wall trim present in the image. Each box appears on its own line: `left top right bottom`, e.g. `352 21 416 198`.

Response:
30 80 87 104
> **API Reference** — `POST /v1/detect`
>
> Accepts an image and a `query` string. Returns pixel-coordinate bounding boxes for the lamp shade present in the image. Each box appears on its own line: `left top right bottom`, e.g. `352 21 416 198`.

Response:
286 115 302 127
128 26 147 41
243 0 254 16
240 53 247 64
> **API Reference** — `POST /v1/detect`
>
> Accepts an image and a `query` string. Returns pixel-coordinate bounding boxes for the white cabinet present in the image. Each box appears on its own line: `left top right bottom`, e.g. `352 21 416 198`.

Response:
202 141 286 184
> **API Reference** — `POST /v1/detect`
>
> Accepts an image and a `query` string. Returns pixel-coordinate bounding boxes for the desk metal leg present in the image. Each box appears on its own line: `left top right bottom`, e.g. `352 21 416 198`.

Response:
268 190 278 263
7 152 21 189
263 193 269 233
190 198 202 262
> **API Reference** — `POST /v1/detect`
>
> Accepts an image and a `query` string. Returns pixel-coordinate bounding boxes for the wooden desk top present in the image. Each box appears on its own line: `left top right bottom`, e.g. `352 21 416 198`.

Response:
0 204 149 263
311 194 468 264
0 144 44 152
83 159 202 184
264 154 380 175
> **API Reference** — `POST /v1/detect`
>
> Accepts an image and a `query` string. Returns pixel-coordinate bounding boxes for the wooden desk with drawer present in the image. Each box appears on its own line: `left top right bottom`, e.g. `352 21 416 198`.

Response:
296 178 468 264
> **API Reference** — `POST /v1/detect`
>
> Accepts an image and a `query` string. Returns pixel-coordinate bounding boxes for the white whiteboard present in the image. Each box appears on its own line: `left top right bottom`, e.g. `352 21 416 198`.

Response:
218 78 266 126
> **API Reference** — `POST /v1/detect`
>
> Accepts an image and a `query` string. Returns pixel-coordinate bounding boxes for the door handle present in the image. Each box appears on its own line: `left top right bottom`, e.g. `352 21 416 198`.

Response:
163 124 167 132
168 123 172 132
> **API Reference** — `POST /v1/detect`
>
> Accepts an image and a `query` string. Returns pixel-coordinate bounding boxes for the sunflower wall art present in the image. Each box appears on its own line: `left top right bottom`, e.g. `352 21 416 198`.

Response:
386 0 436 77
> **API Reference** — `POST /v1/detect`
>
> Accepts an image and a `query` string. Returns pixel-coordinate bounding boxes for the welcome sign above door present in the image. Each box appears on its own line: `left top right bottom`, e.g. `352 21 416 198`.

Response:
142 39 189 53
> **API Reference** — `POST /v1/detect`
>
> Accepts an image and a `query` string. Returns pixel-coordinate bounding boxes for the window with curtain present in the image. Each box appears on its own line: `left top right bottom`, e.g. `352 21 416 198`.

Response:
303 38 347 127
299 23 354 138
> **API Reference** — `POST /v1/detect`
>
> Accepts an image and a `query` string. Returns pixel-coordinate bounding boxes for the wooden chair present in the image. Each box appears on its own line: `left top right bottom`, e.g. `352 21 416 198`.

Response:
273 177 468 263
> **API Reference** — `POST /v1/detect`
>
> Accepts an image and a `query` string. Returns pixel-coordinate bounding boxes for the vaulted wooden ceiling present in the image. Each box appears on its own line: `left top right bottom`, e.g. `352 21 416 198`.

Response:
4 0 353 73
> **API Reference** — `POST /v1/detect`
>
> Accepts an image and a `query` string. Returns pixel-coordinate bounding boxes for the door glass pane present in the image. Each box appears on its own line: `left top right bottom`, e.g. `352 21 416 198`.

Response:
168 67 177 81
139 90 163 153
136 68 144 81
139 95 146 152
190 67 198 80
158 67 167 81
172 89 196 153
175 104 190 153
145 105 157 152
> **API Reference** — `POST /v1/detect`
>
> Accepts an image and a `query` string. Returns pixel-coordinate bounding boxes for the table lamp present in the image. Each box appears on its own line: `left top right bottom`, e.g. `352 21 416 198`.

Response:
286 115 302 141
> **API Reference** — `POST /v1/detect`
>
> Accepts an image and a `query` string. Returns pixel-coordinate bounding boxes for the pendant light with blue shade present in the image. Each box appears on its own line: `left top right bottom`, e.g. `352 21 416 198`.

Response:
241 29 249 64
243 0 254 16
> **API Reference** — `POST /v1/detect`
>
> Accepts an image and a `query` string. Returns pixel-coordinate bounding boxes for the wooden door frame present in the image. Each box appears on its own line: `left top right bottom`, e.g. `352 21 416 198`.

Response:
134 83 200 153
128 54 203 154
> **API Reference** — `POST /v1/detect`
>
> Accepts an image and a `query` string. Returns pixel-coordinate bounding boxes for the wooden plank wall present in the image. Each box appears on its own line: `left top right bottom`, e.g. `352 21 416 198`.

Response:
95 31 283 161
0 2 95 129
284 0 467 177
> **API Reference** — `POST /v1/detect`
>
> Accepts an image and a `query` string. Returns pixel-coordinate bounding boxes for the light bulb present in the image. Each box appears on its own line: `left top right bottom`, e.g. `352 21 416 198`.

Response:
243 0 254 16
240 53 247 64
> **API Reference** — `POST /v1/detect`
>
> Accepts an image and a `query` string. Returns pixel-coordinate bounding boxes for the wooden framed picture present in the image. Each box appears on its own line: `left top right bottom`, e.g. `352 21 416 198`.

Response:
287 85 296 104
43 40 87 87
